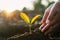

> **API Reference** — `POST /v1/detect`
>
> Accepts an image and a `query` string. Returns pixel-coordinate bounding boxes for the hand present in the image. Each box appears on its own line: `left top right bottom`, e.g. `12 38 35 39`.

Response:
39 2 60 35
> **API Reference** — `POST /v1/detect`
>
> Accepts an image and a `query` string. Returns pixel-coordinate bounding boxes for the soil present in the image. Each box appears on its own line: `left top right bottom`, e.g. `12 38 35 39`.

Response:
7 28 49 40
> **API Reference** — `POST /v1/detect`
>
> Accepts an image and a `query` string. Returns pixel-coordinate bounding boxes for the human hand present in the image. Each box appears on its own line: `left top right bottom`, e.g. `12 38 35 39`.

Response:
39 2 60 35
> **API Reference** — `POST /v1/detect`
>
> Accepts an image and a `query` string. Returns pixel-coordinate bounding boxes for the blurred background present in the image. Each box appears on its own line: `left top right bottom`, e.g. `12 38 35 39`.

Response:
0 0 58 39
0 0 56 26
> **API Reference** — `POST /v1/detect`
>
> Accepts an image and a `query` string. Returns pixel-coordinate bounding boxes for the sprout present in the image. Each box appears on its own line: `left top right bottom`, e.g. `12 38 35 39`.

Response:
20 12 41 34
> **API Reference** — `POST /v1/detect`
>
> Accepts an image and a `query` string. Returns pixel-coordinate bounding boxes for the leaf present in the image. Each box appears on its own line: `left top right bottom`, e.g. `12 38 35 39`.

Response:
31 14 41 24
20 12 30 24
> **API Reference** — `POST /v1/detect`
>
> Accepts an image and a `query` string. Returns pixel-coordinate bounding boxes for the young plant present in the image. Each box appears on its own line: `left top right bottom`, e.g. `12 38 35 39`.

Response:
20 12 41 34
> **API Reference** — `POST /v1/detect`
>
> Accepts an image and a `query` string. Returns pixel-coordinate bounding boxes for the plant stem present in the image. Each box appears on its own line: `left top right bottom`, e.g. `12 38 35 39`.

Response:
29 24 32 34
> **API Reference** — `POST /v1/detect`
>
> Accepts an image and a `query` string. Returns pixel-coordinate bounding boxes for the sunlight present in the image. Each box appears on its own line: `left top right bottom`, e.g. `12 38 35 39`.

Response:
2 10 12 18
0 0 35 12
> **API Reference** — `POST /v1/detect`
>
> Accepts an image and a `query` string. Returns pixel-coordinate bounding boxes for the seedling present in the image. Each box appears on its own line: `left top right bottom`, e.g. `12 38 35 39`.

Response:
20 12 41 34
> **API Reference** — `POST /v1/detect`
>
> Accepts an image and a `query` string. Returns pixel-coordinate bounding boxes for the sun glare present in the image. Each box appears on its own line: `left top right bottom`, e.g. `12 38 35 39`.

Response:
2 10 12 18
0 0 35 12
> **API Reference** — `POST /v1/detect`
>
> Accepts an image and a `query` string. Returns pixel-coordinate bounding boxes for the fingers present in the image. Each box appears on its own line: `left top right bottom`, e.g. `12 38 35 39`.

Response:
42 13 60 35
41 5 52 24
41 18 57 32
41 24 50 32
39 23 46 31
